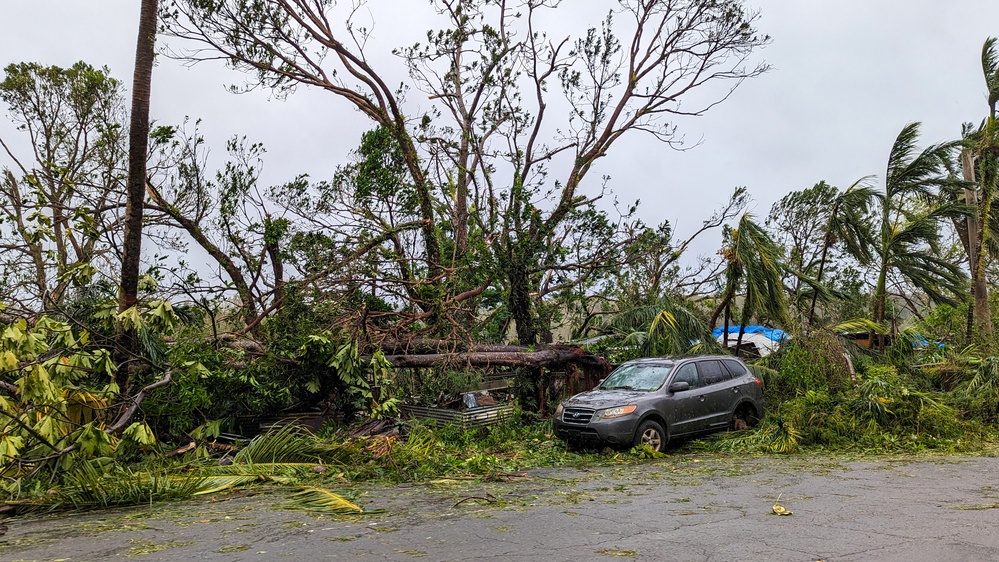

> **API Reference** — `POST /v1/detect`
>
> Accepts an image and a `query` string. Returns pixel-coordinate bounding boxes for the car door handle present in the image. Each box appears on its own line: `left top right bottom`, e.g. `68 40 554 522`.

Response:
698 395 705 401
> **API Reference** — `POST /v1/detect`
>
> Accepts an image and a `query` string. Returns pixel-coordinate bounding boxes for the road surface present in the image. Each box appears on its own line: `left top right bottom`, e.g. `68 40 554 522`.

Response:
3 454 998 561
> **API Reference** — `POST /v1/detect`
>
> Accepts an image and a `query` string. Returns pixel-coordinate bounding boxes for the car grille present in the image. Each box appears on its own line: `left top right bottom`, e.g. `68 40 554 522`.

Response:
562 408 594 424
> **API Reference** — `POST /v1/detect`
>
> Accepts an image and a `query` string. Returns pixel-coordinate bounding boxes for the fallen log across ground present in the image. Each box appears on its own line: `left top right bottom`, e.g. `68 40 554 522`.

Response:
381 345 612 373
377 338 542 354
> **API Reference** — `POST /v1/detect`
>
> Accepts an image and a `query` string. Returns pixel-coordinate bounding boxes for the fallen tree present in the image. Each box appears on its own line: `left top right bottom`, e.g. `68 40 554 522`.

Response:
381 345 612 374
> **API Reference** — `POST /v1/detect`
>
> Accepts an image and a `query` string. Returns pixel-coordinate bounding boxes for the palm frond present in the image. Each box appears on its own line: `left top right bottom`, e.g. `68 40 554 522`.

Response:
829 318 887 334
206 462 331 475
966 356 999 396
727 214 790 327
57 463 205 510
829 178 878 265
885 123 958 201
286 487 363 514
983 37 999 111
233 424 321 465
191 475 266 496
647 300 714 356
884 328 924 365
886 123 924 196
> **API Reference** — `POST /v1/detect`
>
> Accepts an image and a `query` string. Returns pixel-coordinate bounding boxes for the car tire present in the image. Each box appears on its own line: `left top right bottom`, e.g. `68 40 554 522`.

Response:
731 404 759 431
634 420 667 452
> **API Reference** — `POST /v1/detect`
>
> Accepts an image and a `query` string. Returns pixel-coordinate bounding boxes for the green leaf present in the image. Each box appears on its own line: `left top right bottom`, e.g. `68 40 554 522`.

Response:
0 434 24 461
116 307 142 331
122 422 157 446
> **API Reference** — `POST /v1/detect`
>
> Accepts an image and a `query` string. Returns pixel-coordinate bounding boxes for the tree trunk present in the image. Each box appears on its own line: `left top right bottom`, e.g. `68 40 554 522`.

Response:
379 339 540 354
146 186 260 331
871 262 890 351
735 323 746 358
963 149 993 338
507 251 536 345
723 304 731 349
117 0 159 387
709 287 735 329
381 347 611 372
808 237 832 326
265 223 285 315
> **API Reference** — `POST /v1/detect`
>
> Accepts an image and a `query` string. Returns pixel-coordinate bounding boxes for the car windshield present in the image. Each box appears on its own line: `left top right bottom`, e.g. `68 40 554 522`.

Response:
599 364 673 392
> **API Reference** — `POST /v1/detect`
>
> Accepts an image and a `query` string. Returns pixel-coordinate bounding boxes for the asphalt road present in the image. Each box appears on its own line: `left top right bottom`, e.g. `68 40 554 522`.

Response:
3 454 999 561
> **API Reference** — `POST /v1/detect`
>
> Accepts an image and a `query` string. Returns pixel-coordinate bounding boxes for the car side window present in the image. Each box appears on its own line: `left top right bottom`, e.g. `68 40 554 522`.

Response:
696 360 729 386
722 359 747 378
671 363 699 389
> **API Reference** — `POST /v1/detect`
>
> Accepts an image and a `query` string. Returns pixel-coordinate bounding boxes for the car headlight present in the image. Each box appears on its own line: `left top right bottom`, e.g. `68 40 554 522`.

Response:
594 405 637 420
555 403 565 418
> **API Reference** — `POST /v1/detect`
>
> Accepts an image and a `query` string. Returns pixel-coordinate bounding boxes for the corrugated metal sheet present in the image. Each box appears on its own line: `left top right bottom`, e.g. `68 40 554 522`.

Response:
399 404 514 428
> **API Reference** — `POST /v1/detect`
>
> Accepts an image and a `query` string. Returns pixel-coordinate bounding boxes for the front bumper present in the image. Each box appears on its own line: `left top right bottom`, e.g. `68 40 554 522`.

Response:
553 415 639 447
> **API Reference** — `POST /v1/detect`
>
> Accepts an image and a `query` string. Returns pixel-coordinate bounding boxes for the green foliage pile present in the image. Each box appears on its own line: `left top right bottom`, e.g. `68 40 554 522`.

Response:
0 312 176 485
755 332 853 404
317 414 599 483
711 333 998 454
137 289 399 438
1 416 620 514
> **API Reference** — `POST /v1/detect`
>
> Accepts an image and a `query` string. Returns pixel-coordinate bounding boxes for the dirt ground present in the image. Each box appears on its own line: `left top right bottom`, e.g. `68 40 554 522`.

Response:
3 453 999 561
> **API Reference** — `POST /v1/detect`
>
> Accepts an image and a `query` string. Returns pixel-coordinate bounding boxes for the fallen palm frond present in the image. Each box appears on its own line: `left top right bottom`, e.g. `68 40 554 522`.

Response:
233 424 320 465
718 414 802 454
191 475 266 496
49 462 205 511
285 486 362 514
232 424 356 466
205 462 333 476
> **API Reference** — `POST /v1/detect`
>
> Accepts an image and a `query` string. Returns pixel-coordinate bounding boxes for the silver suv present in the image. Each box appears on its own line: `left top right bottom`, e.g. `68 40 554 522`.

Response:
553 356 764 452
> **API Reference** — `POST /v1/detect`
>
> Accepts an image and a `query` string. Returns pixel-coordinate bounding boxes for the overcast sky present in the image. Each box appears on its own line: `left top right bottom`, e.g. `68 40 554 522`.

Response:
3 1 999 258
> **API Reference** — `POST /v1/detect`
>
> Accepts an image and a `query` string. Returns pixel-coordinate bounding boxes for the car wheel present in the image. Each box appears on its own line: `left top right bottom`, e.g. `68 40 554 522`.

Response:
634 420 667 452
731 404 759 431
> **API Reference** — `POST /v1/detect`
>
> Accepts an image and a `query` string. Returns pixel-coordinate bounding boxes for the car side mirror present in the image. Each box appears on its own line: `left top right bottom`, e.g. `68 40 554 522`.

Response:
669 381 690 393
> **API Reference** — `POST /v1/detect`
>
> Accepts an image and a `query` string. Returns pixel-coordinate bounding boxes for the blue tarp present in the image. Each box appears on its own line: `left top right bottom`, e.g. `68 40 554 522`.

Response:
912 334 945 349
712 325 788 342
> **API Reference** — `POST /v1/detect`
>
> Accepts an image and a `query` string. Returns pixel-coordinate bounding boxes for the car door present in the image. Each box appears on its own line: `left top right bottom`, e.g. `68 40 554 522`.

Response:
695 359 739 429
661 361 715 436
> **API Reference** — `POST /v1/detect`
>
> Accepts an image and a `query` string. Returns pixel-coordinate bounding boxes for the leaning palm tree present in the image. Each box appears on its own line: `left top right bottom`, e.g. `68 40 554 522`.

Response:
807 178 878 325
710 214 790 356
870 123 967 333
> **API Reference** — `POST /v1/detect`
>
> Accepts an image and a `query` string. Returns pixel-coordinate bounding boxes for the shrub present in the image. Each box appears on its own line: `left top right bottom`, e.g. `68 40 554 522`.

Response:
759 332 853 404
